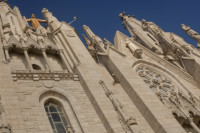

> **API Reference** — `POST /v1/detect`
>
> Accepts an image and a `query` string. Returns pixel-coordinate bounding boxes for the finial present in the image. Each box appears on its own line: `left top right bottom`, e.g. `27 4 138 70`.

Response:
119 12 125 17
83 25 89 29
68 16 77 25
119 12 126 20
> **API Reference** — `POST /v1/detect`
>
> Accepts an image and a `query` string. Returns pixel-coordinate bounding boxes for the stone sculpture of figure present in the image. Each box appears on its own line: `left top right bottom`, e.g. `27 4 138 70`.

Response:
181 24 200 48
42 8 61 31
141 19 162 38
27 14 47 30
42 8 59 24
126 39 143 58
35 26 48 37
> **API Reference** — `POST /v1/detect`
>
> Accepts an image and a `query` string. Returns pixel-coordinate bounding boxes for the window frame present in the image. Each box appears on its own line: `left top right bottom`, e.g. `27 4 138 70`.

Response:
44 100 73 133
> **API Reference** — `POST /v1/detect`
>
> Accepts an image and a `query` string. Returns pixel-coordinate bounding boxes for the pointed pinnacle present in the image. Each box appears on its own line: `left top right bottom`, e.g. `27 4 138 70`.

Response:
82 34 91 46
83 25 95 39
83 25 89 29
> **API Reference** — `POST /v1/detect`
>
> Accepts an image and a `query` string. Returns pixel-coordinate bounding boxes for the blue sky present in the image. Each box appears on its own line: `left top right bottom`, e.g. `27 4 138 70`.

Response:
9 0 200 47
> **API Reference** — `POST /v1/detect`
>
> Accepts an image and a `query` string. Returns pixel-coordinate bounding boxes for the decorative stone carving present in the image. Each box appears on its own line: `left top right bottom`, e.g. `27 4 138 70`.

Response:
42 8 59 24
11 70 77 81
35 25 48 37
126 39 143 58
42 8 61 31
104 38 113 49
99 80 139 133
7 36 22 49
141 19 163 38
136 66 175 95
136 65 200 133
181 24 200 48
26 14 47 30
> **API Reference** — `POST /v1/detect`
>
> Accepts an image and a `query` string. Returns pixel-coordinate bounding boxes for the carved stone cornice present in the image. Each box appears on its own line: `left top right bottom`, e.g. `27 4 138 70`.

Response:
11 70 78 81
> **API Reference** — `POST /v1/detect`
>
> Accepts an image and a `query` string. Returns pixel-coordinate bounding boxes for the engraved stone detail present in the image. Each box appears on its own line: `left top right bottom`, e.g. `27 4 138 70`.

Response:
11 70 78 81
99 80 139 133
137 66 200 132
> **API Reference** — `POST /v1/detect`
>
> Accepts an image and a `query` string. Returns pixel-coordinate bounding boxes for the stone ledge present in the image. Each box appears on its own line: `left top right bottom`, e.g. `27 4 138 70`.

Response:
11 70 79 81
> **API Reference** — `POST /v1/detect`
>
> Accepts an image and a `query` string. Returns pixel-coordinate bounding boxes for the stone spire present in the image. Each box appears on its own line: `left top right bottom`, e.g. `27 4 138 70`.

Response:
119 12 164 54
83 25 96 39
82 34 91 46
83 25 105 52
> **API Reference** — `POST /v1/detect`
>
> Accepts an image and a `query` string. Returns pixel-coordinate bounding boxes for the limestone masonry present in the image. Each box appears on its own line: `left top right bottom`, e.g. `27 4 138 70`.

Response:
0 1 200 133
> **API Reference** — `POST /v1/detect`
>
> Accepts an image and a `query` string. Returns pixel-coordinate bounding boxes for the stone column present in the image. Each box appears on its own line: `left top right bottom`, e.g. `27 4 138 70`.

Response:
41 49 53 72
58 49 73 73
188 118 200 133
3 46 10 62
23 48 33 72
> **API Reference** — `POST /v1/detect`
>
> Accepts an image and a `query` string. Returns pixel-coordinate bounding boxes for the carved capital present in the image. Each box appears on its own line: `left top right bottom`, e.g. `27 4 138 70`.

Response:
22 47 29 51
41 48 46 52
3 46 9 50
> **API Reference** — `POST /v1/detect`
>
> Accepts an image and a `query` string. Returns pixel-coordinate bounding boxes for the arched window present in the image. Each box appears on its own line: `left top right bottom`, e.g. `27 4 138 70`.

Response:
45 101 74 133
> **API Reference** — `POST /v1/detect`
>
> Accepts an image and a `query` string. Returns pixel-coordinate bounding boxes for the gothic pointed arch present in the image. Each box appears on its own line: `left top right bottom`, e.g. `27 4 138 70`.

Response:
43 37 58 54
26 37 40 50
39 90 84 133
7 36 22 49
6 10 17 17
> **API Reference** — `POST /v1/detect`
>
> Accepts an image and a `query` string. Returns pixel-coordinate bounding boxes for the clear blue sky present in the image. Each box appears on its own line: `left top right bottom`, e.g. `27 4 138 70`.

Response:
8 0 200 47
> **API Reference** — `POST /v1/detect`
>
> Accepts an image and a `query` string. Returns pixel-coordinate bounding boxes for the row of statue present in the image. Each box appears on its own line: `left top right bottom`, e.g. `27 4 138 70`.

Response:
118 12 200 83
181 24 200 48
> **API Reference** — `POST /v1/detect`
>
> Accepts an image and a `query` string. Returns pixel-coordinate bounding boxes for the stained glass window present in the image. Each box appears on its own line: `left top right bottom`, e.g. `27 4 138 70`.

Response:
45 102 73 133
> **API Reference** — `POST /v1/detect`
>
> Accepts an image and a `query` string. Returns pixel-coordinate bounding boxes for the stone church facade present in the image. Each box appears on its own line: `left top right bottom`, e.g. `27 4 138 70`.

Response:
0 1 200 133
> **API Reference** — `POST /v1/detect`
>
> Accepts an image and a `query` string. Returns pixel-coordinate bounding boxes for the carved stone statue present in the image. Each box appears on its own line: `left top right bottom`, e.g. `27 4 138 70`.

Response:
27 14 47 30
42 8 58 23
141 19 162 38
126 39 143 58
42 8 61 31
181 24 200 48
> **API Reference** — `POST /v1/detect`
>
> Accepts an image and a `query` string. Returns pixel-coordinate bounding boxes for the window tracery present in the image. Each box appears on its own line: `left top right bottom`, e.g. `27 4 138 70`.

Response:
136 65 200 132
45 101 74 133
136 66 174 96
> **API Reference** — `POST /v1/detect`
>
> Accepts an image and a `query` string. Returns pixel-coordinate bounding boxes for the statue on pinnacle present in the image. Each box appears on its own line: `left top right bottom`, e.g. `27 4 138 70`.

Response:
181 24 200 48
